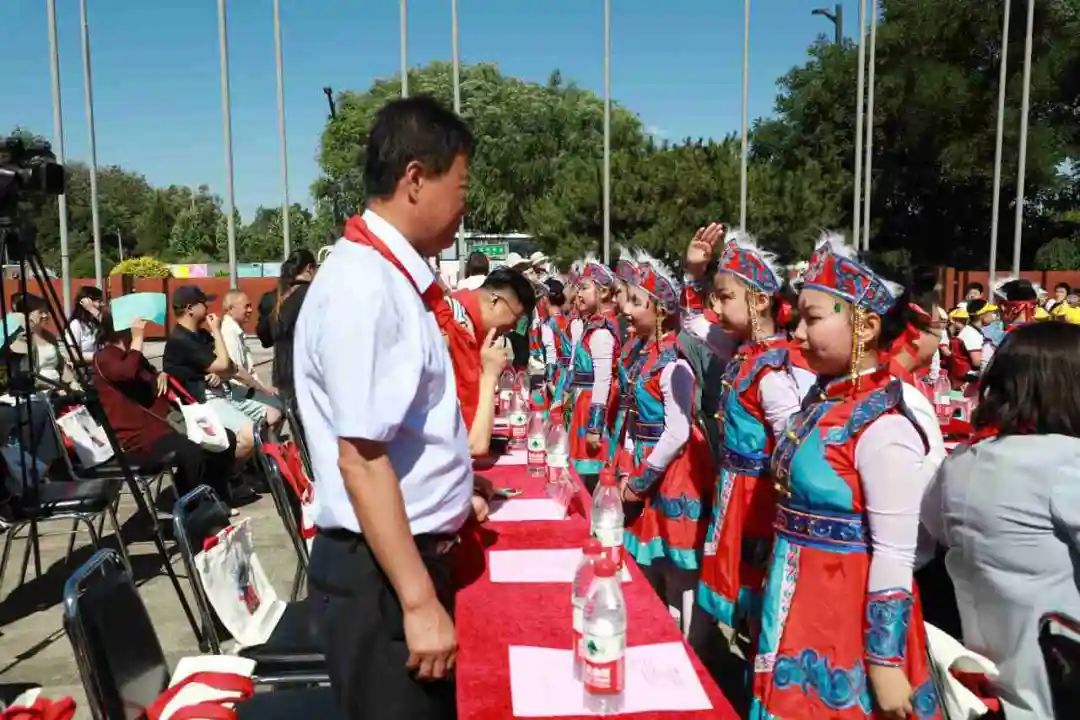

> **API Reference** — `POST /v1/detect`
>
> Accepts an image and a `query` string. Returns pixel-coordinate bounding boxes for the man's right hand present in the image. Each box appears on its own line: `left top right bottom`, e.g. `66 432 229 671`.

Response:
403 596 457 681
205 312 221 331
480 328 509 378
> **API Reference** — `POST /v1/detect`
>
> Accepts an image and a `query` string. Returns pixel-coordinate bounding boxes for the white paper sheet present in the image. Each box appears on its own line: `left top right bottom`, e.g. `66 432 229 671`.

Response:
489 549 631 583
508 643 712 717
488 497 568 522
495 448 529 466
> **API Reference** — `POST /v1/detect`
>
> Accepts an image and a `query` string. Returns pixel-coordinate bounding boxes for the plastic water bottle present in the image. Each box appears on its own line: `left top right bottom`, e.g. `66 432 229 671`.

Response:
498 368 515 417
545 409 569 480
933 374 952 422
591 469 624 568
508 392 528 450
572 538 603 681
516 369 530 403
546 466 574 510
526 409 547 477
582 557 626 714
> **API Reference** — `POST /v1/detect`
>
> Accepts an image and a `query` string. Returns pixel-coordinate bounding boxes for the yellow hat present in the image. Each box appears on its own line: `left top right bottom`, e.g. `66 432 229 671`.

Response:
948 307 969 320
974 303 999 316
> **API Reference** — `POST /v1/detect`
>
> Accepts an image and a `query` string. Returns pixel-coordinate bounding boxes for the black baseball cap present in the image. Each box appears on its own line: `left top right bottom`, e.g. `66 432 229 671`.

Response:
172 285 215 309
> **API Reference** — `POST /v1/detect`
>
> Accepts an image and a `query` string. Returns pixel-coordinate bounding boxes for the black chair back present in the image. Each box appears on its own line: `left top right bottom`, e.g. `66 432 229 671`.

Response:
282 401 313 480
172 485 232 653
1039 611 1080 718
62 549 169 720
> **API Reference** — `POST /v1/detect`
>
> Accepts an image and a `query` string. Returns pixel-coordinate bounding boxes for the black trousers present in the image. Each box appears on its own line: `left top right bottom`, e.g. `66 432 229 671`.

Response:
307 531 457 720
128 430 236 500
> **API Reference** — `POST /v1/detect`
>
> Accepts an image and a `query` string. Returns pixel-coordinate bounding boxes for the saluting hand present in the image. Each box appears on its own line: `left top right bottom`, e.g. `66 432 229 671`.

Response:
686 223 724 279
404 597 457 682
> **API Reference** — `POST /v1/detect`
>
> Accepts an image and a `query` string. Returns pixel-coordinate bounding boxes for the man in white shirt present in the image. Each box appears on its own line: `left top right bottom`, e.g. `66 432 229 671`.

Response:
219 289 282 427
293 97 480 720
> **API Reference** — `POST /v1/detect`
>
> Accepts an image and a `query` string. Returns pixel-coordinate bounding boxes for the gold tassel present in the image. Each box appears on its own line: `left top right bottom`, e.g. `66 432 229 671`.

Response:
850 305 866 390
747 288 762 343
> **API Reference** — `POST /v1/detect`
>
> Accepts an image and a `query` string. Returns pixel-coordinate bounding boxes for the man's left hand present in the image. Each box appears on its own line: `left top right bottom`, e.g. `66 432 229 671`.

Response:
205 372 223 388
470 494 490 523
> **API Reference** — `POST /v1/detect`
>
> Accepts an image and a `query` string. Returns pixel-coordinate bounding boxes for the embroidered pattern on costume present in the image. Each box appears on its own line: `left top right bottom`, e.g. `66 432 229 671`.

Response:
771 649 873 714
824 381 902 446
864 588 914 666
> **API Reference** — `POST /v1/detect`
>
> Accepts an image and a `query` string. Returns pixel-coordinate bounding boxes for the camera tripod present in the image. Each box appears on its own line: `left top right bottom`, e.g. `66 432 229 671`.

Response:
0 215 202 643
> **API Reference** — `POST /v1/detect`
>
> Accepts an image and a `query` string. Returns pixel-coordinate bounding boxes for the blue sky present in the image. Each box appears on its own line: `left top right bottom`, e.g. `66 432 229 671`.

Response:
2 1 859 220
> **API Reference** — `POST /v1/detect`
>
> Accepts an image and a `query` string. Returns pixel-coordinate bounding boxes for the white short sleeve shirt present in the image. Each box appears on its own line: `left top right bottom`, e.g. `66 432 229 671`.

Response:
293 210 473 536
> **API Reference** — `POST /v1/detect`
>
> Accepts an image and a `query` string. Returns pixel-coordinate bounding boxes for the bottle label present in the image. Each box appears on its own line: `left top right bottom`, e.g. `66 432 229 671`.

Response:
528 448 546 466
593 526 624 548
547 451 569 469
583 632 626 693
510 414 528 439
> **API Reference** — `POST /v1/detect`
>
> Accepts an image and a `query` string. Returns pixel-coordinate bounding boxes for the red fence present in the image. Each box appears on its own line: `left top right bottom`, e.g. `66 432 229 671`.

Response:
939 268 1080 308
13 275 279 338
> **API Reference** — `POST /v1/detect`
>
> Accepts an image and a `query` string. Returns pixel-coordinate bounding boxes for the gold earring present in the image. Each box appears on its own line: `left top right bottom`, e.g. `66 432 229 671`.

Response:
850 305 866 389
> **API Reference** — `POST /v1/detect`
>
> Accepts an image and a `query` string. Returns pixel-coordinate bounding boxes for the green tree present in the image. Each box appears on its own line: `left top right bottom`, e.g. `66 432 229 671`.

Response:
754 0 1080 268
135 191 173 256
168 189 225 261
1034 237 1080 270
239 204 315 260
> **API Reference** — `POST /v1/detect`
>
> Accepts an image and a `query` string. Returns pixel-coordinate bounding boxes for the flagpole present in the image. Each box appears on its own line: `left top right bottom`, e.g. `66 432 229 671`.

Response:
46 0 71 312
602 0 611 265
400 0 409 97
452 0 465 260
852 0 867 249
860 0 878 252
79 0 104 288
217 0 238 285
1011 0 1034 277
988 0 1011 287
273 0 291 259
739 0 751 231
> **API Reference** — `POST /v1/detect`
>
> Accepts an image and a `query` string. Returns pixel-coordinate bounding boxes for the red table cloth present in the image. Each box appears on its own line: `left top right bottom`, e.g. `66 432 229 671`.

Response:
453 464 738 719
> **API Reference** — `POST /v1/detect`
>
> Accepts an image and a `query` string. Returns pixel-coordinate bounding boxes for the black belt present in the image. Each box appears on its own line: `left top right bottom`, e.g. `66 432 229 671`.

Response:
316 526 459 556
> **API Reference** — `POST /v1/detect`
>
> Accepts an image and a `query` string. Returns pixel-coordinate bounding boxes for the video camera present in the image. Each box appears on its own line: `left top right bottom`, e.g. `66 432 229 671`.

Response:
0 136 66 217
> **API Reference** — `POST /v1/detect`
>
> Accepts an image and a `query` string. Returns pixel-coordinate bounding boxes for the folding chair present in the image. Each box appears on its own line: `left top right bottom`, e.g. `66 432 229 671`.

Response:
172 486 327 685
0 398 131 600
1039 611 1080 718
282 401 313 481
253 433 309 600
62 549 340 720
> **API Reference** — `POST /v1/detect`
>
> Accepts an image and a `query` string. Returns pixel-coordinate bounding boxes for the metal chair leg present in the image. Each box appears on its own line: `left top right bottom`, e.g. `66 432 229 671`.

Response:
289 560 303 601
66 517 80 562
105 507 133 577
18 522 37 585
0 524 20 600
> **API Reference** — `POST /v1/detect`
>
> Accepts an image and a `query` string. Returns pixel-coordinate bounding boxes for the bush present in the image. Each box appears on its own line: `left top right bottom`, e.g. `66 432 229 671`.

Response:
109 256 172 278
1033 237 1080 271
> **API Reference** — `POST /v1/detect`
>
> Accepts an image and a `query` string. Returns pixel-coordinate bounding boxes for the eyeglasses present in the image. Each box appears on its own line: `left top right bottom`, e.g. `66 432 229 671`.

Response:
492 294 524 317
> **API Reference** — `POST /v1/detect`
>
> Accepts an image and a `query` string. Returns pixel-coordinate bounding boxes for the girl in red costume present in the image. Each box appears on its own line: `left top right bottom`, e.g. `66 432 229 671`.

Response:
687 229 812 640
613 253 714 635
751 234 942 720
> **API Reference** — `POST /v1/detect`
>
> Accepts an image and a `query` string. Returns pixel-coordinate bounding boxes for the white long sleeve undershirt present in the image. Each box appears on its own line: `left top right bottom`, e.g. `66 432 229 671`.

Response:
638 360 694 471
855 414 929 594
588 328 614 409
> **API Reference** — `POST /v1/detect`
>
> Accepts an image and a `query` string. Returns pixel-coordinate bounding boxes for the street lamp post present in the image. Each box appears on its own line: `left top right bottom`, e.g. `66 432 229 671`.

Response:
811 4 843 45
400 0 409 98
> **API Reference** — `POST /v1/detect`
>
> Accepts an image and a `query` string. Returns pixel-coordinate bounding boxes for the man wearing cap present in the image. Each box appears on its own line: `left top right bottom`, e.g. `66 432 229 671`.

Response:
162 285 255 461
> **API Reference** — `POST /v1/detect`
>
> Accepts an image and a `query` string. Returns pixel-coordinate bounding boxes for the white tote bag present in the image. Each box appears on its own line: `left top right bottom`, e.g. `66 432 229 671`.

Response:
925 622 999 719
180 403 231 453
56 404 114 468
194 518 285 648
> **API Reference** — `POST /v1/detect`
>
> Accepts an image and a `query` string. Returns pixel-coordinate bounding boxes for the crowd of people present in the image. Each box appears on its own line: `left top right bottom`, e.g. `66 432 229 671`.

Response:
2 94 1076 720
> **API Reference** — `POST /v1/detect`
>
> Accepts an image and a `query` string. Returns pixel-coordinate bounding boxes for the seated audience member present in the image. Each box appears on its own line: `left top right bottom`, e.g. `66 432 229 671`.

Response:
220 289 283 427
268 249 317 404
957 281 983 310
68 286 105 360
94 313 240 502
457 251 489 291
5 294 77 392
435 267 535 455
923 322 1080 720
162 286 254 459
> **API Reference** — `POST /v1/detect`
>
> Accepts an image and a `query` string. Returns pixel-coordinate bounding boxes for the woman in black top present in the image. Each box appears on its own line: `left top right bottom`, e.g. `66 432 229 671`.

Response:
262 248 317 403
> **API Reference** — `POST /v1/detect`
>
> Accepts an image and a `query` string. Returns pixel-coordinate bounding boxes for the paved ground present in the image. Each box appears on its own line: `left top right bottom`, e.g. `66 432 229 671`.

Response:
0 339 293 717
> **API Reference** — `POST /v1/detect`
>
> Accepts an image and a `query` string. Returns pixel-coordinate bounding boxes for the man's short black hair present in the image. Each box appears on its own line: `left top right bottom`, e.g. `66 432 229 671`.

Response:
464 251 489 278
363 96 474 199
1056 282 1071 293
482 268 536 318
965 281 985 294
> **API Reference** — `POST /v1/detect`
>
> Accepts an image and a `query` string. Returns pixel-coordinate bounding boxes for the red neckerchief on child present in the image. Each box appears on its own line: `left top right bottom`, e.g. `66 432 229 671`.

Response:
343 214 444 312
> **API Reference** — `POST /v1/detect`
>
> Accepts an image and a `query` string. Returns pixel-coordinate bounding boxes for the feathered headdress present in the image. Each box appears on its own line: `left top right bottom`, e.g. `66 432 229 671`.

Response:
615 246 638 285
801 232 902 315
633 250 681 314
575 253 615 287
716 230 783 296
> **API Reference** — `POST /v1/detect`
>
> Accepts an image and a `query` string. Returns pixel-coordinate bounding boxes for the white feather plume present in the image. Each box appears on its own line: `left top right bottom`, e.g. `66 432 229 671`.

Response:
814 230 856 258
617 245 638 263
